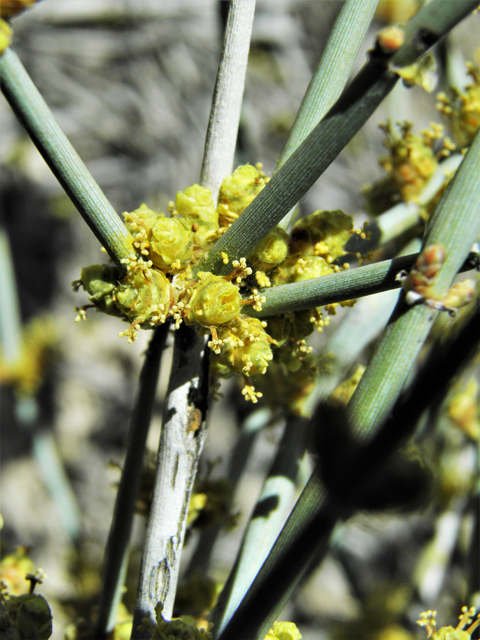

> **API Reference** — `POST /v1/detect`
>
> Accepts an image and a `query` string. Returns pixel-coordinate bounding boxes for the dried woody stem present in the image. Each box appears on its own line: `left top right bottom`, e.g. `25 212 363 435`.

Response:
131 325 210 639
95 324 170 639
131 1 256 635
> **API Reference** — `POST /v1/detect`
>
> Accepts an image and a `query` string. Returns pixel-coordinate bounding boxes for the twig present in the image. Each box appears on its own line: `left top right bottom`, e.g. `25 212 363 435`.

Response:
95 324 170 640
244 249 477 319
200 0 256 203
0 48 133 268
278 0 379 228
347 124 480 440
195 0 478 277
131 325 210 637
130 1 256 631
212 415 308 636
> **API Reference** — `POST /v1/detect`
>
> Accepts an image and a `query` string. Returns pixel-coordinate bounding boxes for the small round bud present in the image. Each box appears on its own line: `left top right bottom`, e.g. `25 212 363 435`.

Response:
248 227 289 270
124 203 160 234
187 274 242 327
216 317 276 377
289 210 353 261
175 184 219 247
272 255 334 285
150 216 193 269
77 264 123 317
376 26 405 55
115 264 171 325
218 164 268 218
402 243 445 297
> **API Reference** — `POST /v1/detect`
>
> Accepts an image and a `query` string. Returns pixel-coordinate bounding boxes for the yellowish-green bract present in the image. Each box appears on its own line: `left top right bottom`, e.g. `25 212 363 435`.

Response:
74 163 354 405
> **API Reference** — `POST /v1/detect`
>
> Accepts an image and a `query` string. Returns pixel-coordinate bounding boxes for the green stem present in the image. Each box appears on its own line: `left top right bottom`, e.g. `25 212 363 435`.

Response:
217 268 480 640
215 475 337 640
347 124 480 442
244 248 477 319
245 253 415 318
212 415 308 635
197 0 478 277
0 48 133 268
278 0 379 229
390 0 479 68
302 238 423 417
278 0 379 168
198 61 397 276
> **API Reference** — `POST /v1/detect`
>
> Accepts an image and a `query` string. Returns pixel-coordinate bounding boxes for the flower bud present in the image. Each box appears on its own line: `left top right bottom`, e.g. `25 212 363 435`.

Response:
272 255 334 285
187 273 241 327
78 264 122 317
289 210 353 261
248 227 289 270
216 317 275 376
218 164 268 219
123 204 162 257
115 264 171 325
150 216 193 269
175 184 219 247
124 203 159 235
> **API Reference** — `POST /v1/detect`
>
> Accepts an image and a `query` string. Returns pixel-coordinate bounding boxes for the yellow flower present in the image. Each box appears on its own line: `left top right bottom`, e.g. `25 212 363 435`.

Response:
264 621 302 640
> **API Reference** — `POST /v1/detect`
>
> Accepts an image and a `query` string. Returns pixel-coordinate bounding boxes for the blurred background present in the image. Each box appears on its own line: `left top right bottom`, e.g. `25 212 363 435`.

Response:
1 1 479 638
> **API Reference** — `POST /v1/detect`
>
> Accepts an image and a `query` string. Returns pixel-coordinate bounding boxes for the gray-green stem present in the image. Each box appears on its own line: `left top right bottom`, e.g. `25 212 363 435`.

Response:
212 415 308 636
196 0 478 277
278 0 379 229
0 48 133 268
347 124 480 441
131 1 255 631
200 0 256 203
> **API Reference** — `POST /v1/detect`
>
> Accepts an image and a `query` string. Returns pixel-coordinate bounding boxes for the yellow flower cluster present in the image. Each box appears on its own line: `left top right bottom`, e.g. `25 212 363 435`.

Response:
364 121 454 214
437 64 480 149
417 607 480 640
0 315 57 397
75 164 354 402
0 546 52 640
264 621 302 640
0 0 43 53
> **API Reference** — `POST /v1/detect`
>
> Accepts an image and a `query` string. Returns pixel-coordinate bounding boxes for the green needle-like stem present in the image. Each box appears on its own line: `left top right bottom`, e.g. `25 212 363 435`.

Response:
0 48 133 268
197 0 478 277
348 124 480 441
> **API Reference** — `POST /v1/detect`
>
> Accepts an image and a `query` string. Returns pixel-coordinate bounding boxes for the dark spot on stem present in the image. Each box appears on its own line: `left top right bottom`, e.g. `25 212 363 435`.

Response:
415 27 438 52
165 407 177 423
251 495 279 519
